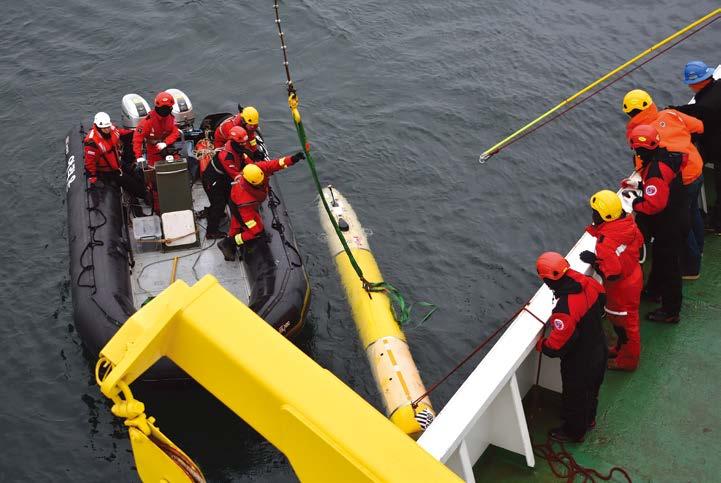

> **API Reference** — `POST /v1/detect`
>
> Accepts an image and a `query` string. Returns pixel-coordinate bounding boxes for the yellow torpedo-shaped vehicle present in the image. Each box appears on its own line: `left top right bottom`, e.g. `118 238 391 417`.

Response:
319 185 435 438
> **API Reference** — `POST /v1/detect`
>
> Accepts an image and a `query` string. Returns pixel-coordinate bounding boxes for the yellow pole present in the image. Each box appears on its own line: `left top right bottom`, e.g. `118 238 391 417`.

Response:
479 7 721 162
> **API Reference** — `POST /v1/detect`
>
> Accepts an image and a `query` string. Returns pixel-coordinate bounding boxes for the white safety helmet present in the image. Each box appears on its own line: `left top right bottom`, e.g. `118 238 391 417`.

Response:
94 112 112 129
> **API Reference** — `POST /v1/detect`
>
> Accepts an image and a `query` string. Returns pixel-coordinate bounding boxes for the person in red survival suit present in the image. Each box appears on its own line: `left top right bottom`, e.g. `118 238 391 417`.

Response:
84 112 146 198
535 252 607 443
213 106 263 160
201 126 253 239
132 91 180 166
580 190 644 371
623 124 688 323
217 151 305 261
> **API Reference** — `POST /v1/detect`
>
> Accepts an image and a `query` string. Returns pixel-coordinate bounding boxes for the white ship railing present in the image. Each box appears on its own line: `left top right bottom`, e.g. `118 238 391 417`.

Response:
417 65 721 482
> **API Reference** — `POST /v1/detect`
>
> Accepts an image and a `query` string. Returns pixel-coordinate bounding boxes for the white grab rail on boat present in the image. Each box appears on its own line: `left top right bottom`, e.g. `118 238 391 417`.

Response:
417 233 599 481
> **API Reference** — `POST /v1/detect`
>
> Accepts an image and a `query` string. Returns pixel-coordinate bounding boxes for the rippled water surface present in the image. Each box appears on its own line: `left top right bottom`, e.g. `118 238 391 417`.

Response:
1 0 719 480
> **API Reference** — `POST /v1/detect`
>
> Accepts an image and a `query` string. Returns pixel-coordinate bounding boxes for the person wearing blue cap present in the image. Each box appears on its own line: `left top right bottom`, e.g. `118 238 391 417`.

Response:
670 61 721 239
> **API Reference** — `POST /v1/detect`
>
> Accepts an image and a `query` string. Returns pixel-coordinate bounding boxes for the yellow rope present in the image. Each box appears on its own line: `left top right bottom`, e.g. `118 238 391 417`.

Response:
479 7 721 162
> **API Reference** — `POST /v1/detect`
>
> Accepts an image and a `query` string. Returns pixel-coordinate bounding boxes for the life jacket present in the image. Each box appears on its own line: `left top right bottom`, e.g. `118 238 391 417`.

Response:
84 125 122 174
213 114 242 148
133 111 179 160
626 103 704 184
586 216 644 281
207 141 250 180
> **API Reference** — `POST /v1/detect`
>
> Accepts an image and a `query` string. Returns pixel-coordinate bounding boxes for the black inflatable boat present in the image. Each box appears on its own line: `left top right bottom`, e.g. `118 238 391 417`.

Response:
64 92 310 380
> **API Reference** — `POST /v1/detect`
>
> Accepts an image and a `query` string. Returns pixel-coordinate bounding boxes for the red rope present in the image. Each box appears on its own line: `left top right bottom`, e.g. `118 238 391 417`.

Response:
533 439 633 483
411 305 545 408
491 15 721 157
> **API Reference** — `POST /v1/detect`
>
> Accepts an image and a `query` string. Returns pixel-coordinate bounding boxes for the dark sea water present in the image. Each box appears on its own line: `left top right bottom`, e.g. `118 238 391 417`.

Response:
1 0 719 481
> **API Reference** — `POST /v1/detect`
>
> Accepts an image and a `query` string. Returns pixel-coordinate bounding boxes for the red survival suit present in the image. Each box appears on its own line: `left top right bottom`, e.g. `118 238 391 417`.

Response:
132 110 180 165
84 124 145 198
632 149 688 318
586 215 644 370
228 155 297 243
202 141 252 235
626 103 704 185
214 114 259 156
539 269 607 439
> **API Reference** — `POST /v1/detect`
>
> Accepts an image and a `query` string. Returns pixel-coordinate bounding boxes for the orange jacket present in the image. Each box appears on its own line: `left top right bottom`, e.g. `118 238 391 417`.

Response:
626 103 703 185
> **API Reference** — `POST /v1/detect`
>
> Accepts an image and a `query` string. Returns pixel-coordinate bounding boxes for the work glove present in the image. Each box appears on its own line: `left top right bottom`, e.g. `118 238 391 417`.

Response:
156 142 167 151
579 250 597 265
291 151 305 163
136 156 147 168
620 178 641 189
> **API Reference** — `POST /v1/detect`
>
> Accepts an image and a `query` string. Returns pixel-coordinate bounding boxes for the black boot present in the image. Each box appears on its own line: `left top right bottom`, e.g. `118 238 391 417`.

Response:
218 236 237 261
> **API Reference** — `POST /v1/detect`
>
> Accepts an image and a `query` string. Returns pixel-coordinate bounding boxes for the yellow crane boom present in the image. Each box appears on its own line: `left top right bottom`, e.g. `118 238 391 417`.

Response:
95 275 460 482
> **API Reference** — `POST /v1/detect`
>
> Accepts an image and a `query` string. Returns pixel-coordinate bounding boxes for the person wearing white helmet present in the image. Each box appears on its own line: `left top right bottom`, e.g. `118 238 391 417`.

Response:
83 112 145 198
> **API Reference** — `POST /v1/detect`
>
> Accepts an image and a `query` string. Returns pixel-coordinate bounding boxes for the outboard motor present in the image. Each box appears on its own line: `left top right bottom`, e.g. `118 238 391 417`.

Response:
166 88 195 130
121 94 151 129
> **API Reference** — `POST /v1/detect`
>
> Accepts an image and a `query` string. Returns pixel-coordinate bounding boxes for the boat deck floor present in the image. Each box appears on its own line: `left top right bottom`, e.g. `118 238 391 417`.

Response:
128 181 251 308
474 233 721 482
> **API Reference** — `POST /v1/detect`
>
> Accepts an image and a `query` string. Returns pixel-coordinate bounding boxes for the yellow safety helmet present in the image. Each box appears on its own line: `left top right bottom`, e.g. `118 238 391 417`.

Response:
622 89 653 114
242 164 265 186
590 189 623 221
241 106 259 127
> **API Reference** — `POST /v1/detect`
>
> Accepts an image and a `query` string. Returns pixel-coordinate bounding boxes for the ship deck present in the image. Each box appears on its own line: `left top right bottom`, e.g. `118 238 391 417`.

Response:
474 233 721 481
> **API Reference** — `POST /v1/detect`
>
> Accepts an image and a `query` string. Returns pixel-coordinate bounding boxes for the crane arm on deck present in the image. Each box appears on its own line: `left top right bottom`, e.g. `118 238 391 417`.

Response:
95 275 460 482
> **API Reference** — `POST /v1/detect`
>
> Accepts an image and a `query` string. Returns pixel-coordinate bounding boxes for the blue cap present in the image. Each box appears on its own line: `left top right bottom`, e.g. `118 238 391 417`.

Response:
684 61 714 85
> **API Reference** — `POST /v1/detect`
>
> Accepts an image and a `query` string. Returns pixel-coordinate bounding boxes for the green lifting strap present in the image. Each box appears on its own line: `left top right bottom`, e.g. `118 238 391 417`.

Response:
274 1 435 326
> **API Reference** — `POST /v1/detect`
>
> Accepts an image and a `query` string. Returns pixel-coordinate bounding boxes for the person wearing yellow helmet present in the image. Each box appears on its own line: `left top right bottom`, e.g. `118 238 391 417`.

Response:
217 150 305 261
581 190 644 371
213 105 263 161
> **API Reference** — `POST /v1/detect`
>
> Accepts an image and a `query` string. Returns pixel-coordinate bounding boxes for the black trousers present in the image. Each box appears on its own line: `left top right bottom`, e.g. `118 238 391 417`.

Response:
98 169 146 199
646 222 685 315
560 355 606 438
202 169 231 233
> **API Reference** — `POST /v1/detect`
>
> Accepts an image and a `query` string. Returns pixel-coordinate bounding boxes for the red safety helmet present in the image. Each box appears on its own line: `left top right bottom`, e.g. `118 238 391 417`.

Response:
536 252 570 281
154 91 175 108
628 124 660 150
229 126 249 143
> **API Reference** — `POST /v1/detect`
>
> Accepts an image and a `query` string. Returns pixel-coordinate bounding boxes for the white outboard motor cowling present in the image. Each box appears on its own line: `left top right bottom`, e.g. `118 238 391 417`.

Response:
121 94 151 129
165 88 195 129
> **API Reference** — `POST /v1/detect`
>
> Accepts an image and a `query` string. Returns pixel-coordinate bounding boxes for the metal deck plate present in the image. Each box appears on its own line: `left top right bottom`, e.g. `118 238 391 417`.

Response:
128 181 251 308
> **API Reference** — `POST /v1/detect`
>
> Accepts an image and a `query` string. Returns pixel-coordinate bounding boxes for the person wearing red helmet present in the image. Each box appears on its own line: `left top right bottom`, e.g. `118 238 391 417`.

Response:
535 252 607 442
84 112 145 198
581 190 644 371
218 151 305 261
623 88 704 278
625 124 688 323
201 126 253 239
132 91 181 166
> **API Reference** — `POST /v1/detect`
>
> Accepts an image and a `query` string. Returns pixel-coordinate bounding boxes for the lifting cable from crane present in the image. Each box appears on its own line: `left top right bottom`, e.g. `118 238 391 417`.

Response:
478 7 721 163
272 0 436 326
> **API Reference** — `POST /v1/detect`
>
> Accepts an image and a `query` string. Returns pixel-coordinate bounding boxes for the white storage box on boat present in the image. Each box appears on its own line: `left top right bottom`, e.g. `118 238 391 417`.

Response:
132 215 162 240
161 210 197 247
121 94 151 128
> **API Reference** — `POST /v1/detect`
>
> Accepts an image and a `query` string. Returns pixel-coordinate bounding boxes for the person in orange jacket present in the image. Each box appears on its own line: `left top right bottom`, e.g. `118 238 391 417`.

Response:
217 151 304 261
84 112 145 198
132 91 180 166
623 88 704 279
213 106 262 160
581 190 644 371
